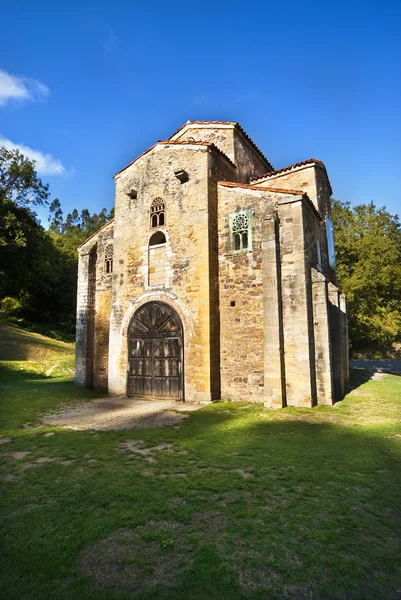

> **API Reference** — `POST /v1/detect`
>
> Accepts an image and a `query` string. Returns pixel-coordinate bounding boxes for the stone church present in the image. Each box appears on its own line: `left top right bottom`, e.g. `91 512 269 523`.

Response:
75 120 348 407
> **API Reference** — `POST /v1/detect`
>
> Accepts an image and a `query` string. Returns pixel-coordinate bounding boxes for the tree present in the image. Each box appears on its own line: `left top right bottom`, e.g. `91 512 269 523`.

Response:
0 146 76 335
0 144 114 338
332 199 401 355
48 198 64 234
0 146 51 249
49 203 114 258
0 146 49 207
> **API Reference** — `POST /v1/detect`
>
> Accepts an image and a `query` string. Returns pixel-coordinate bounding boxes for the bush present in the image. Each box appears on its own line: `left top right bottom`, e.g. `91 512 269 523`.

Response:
0 297 23 317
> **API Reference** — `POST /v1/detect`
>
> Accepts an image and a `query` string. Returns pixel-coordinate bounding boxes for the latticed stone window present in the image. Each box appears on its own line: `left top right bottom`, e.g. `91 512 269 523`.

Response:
104 244 113 274
229 210 252 252
150 198 165 228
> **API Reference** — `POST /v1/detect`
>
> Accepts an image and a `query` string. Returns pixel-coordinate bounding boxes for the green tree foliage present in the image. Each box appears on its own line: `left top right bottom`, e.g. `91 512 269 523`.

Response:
0 146 113 339
49 200 114 258
332 199 401 355
0 146 50 248
0 146 49 207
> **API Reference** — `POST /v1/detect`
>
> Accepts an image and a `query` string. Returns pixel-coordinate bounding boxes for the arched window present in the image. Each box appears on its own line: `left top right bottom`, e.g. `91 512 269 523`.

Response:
150 198 165 228
232 213 249 251
148 232 166 286
149 231 166 246
104 244 113 274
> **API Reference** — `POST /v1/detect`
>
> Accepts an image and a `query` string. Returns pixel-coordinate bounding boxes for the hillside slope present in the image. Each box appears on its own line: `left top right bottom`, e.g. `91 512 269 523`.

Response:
0 323 74 362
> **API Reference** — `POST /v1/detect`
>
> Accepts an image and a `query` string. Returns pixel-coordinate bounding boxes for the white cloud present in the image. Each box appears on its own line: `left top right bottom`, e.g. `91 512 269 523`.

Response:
0 136 65 176
0 69 49 106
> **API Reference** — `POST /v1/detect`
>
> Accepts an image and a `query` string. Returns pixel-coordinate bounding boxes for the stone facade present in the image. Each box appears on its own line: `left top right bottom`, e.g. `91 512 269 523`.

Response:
75 120 348 407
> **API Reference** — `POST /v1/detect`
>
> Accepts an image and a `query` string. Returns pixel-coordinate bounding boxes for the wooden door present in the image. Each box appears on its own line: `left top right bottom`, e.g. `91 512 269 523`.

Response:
127 302 183 399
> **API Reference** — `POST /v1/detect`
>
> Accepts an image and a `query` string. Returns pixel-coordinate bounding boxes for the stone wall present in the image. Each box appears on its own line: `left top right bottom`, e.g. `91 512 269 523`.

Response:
75 246 96 388
276 197 315 406
172 125 235 163
75 121 348 407
148 243 165 287
233 131 272 182
93 226 114 390
262 215 286 407
75 222 114 391
256 164 330 216
108 143 233 402
218 185 280 403
170 123 271 183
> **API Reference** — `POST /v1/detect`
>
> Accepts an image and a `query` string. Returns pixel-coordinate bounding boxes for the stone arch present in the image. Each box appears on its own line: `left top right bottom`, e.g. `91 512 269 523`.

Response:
120 292 194 342
127 301 184 398
149 231 166 246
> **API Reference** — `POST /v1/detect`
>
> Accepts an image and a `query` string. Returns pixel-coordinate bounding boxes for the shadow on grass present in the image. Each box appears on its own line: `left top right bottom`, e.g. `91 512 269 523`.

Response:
1 417 401 599
348 367 376 390
0 362 401 599
0 323 73 361
0 364 55 381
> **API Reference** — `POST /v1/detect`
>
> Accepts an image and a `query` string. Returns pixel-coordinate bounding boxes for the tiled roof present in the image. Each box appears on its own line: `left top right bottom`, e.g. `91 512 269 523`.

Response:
251 159 325 182
169 120 274 171
218 181 323 221
114 138 237 177
78 219 114 250
218 181 304 195
169 120 235 138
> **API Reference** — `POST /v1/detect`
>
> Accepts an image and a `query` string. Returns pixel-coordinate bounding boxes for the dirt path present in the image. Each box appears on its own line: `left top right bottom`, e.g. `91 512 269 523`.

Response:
42 397 208 431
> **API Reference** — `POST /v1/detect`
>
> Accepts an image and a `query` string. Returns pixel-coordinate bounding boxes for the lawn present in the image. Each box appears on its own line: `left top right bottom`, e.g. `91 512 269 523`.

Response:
0 330 401 599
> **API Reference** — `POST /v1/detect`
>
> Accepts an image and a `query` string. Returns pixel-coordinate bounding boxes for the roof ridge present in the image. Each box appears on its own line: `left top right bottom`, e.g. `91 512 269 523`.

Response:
251 158 325 182
114 144 158 178
114 137 238 177
168 120 274 171
218 181 305 195
78 219 115 249
159 139 236 169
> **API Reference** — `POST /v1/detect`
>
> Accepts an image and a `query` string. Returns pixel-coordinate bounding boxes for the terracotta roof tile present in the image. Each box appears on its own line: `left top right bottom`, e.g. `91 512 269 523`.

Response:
251 158 326 182
114 137 237 177
169 120 236 138
218 181 322 221
218 181 304 195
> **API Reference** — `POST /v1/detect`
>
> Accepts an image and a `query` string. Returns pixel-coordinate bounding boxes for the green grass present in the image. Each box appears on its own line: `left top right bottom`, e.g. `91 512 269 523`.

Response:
0 322 75 362
0 341 401 598
1 316 76 343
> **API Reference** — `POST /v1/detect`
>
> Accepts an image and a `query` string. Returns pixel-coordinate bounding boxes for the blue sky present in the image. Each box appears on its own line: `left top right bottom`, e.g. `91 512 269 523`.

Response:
1 0 400 225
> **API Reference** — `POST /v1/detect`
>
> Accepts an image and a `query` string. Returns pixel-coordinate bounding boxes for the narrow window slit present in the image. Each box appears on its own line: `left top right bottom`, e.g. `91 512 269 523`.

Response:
104 244 113 274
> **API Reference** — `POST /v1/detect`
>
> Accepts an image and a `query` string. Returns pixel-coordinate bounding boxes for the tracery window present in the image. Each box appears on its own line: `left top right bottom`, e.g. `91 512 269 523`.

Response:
104 244 113 274
232 212 249 251
150 198 165 228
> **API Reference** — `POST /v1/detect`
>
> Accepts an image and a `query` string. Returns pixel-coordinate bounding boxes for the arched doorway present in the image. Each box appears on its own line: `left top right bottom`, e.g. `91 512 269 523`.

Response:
127 302 184 399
